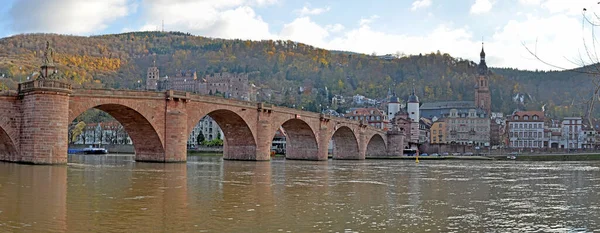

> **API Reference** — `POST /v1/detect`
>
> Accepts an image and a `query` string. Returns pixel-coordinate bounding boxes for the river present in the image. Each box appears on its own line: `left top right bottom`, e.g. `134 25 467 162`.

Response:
1 154 599 232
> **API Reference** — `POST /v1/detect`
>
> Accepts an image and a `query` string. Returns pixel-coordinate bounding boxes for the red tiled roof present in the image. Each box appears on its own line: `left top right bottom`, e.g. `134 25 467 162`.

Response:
509 111 544 122
345 107 385 117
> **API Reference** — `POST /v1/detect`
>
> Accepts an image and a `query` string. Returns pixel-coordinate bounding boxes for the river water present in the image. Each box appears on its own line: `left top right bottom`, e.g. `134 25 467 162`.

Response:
1 155 600 232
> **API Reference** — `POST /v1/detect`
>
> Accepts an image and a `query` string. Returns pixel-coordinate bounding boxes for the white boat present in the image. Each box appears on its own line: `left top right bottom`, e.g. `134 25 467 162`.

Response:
83 147 109 154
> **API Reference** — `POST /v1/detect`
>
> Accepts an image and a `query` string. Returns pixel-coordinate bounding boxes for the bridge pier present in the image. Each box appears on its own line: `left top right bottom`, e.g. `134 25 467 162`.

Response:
386 130 406 156
253 117 272 161
18 80 72 164
162 99 188 162
316 127 330 161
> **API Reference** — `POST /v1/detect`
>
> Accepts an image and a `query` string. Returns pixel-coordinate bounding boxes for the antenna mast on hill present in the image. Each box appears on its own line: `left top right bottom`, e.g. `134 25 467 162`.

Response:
162 20 164 32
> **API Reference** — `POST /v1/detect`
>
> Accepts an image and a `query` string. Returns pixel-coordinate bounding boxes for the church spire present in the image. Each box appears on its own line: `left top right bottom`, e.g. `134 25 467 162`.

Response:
480 42 486 60
477 41 488 75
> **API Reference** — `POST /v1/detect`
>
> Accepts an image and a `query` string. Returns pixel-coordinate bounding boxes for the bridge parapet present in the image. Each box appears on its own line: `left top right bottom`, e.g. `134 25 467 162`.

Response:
166 90 190 102
18 79 72 94
0 90 18 97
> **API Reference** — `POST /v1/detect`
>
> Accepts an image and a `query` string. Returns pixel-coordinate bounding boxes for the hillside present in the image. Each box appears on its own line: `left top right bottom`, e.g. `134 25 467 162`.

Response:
0 31 595 117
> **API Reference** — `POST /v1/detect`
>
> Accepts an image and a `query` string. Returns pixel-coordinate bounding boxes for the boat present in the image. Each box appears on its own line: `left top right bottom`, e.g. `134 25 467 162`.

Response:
83 147 109 154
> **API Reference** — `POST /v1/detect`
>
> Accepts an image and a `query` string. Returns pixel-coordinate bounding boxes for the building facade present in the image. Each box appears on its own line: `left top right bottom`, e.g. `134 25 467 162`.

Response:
561 117 583 149
187 116 225 148
74 121 132 145
146 65 250 100
507 111 545 149
346 107 388 129
445 109 490 147
430 120 446 144
490 112 506 147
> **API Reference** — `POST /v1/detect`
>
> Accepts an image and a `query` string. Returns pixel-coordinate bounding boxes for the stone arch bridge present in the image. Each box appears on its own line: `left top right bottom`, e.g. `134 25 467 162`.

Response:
0 80 400 164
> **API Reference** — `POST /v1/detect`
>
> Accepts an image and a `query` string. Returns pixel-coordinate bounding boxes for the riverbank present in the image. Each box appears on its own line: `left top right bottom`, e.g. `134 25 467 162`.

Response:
366 155 493 160
172 152 600 161
491 153 600 161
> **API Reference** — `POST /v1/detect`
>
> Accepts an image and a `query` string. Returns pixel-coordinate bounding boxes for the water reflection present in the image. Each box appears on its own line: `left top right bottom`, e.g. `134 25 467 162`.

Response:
0 163 67 232
0 155 599 232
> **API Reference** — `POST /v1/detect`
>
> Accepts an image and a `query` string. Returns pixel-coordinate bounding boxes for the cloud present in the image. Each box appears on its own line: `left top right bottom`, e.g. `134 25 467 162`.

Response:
325 24 345 33
491 14 587 70
411 0 432 11
359 15 380 27
280 17 329 47
8 0 132 34
470 0 494 14
139 0 275 40
518 0 541 5
296 6 331 16
541 0 595 15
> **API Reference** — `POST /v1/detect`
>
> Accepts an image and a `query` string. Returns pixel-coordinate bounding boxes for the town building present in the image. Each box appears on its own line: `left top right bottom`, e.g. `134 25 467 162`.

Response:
353 94 365 105
545 118 562 148
430 119 446 144
271 128 287 154
490 112 506 147
581 125 597 149
420 101 477 120
419 118 432 144
507 111 545 149
445 109 490 147
561 116 583 149
346 107 388 129
187 116 224 148
74 121 132 145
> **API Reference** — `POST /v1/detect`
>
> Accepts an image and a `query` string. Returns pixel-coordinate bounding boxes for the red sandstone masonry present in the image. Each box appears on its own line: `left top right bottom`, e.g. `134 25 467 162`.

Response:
0 89 393 164
20 91 70 164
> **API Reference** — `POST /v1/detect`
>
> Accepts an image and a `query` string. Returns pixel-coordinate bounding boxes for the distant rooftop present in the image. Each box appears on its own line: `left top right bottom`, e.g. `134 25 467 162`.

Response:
420 101 475 110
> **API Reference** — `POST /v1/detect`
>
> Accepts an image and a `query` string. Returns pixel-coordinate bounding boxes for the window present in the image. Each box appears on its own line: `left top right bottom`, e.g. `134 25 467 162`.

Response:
514 115 520 120
533 115 539 120
524 115 529 120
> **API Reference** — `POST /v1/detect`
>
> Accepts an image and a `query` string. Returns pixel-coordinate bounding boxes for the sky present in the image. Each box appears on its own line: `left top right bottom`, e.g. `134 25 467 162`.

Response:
1 0 600 71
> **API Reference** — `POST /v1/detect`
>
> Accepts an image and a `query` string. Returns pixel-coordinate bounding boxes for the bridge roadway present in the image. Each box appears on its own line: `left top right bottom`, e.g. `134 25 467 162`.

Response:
0 80 402 164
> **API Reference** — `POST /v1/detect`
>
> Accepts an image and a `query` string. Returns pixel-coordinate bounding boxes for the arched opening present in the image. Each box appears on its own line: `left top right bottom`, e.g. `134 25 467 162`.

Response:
270 119 318 160
0 126 18 162
330 126 359 160
68 104 164 161
187 109 256 160
366 134 386 157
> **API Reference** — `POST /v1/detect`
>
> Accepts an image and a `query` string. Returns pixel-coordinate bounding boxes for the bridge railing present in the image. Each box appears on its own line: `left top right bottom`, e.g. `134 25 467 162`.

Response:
18 79 72 94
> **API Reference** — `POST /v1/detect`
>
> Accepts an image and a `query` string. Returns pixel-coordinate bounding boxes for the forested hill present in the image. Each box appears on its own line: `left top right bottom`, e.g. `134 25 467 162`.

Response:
0 31 594 117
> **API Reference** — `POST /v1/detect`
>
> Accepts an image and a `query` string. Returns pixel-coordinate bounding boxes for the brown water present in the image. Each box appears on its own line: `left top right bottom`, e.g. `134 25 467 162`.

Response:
1 155 600 232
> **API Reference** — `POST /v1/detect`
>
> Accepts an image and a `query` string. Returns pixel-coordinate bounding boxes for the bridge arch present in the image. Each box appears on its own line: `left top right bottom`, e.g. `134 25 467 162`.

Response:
365 134 387 157
0 125 18 162
330 126 360 160
69 104 165 161
271 118 319 160
187 109 256 160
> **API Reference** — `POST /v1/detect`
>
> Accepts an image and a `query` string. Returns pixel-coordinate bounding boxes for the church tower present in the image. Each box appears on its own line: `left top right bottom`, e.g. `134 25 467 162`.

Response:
475 43 491 115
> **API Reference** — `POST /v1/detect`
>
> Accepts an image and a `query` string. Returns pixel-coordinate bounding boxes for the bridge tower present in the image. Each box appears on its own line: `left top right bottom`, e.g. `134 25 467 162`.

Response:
18 42 72 164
